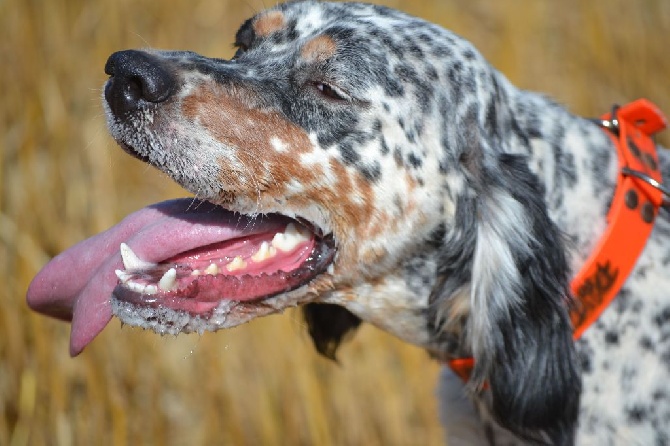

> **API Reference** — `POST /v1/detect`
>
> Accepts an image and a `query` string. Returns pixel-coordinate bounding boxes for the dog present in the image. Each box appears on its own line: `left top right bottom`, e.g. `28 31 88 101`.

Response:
26 1 670 444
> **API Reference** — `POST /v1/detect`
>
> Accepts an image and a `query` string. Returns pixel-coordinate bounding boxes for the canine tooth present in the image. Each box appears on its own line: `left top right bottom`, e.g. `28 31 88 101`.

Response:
159 268 177 291
205 263 219 275
120 243 155 271
115 269 132 283
191 269 201 276
145 285 158 295
252 241 277 262
226 256 247 272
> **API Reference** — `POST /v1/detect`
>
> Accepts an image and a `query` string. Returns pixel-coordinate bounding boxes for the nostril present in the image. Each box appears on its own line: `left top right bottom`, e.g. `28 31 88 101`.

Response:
104 50 176 116
125 76 144 102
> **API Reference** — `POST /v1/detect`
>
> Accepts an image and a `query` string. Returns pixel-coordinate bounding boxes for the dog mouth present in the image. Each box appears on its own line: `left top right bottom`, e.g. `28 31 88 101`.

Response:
112 209 335 315
26 197 337 355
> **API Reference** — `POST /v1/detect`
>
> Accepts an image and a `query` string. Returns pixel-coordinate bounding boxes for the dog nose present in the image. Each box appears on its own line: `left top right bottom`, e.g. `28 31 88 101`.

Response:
104 50 175 116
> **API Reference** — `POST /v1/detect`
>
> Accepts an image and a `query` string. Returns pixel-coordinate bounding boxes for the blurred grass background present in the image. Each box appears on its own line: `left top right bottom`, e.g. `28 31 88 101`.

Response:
1 0 668 445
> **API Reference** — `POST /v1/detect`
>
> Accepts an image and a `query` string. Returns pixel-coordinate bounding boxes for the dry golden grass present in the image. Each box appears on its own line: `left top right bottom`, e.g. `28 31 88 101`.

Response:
1 0 668 445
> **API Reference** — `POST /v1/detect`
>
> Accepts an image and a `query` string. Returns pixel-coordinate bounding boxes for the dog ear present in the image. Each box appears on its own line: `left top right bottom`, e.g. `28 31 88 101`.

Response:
303 303 362 361
473 154 581 442
435 151 581 443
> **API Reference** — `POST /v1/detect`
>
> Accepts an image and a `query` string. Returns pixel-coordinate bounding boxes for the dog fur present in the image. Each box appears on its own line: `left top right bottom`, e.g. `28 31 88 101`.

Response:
31 2 670 444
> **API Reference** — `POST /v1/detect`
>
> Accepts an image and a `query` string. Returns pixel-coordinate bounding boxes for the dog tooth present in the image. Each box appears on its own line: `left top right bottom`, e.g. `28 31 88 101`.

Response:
271 233 293 252
128 281 146 293
272 223 310 252
145 285 158 295
285 223 299 236
191 269 201 276
205 263 219 275
286 222 311 239
252 241 277 262
272 233 296 252
226 256 247 272
159 268 177 291
115 269 132 283
120 243 155 271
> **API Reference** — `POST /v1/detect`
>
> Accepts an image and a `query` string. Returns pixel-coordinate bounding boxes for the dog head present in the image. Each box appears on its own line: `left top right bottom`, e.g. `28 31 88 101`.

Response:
28 2 580 440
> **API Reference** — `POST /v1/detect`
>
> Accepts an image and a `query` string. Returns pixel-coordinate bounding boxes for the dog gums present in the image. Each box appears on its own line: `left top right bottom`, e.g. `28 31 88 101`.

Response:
2 0 669 444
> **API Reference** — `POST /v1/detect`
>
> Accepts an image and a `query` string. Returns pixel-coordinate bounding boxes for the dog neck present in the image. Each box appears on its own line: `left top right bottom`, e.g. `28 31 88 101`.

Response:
506 87 621 272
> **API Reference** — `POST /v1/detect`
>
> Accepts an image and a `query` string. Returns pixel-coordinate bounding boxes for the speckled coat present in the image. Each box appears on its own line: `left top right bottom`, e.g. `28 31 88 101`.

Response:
27 2 670 445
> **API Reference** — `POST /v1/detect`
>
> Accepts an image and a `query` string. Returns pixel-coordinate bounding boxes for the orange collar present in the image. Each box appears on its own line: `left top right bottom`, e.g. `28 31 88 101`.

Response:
449 99 668 383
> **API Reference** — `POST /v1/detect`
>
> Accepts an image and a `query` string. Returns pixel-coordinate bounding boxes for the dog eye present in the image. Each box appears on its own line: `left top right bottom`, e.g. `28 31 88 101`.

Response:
314 82 348 101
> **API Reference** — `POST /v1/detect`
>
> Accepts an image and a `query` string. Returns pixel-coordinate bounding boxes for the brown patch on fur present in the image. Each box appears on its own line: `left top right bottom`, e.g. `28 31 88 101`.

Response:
300 35 337 62
364 211 391 243
182 84 318 192
180 83 387 281
253 11 285 37
360 246 387 266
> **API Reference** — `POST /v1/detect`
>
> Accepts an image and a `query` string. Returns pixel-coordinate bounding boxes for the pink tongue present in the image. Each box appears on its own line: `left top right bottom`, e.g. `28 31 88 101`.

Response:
25 199 289 356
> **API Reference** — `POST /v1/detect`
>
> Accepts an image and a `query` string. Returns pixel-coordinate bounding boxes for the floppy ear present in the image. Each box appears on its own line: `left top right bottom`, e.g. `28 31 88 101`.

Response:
303 303 362 361
435 151 581 443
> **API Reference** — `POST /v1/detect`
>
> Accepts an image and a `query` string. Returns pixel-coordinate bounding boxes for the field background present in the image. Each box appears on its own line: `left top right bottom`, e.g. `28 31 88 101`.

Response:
1 0 669 445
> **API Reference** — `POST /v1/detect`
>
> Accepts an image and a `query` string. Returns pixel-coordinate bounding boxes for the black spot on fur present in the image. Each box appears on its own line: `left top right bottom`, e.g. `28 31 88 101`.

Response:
432 45 452 58
383 78 405 97
360 162 382 182
462 49 475 60
407 43 424 58
604 331 619 345
654 307 670 327
640 336 655 351
426 65 439 81
635 266 648 279
510 117 530 148
408 152 422 168
526 111 543 139
372 119 382 134
626 405 648 423
339 141 361 165
402 127 415 143
380 137 390 155
303 303 362 361
578 346 593 374
285 18 299 41
485 99 498 139
653 390 668 401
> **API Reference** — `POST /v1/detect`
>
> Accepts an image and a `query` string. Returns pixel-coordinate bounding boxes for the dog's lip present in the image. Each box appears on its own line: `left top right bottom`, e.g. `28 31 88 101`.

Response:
118 141 151 164
26 198 335 356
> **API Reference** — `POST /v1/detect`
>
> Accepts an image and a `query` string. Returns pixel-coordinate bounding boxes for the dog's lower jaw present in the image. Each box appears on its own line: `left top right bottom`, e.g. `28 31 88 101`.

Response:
111 275 334 336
